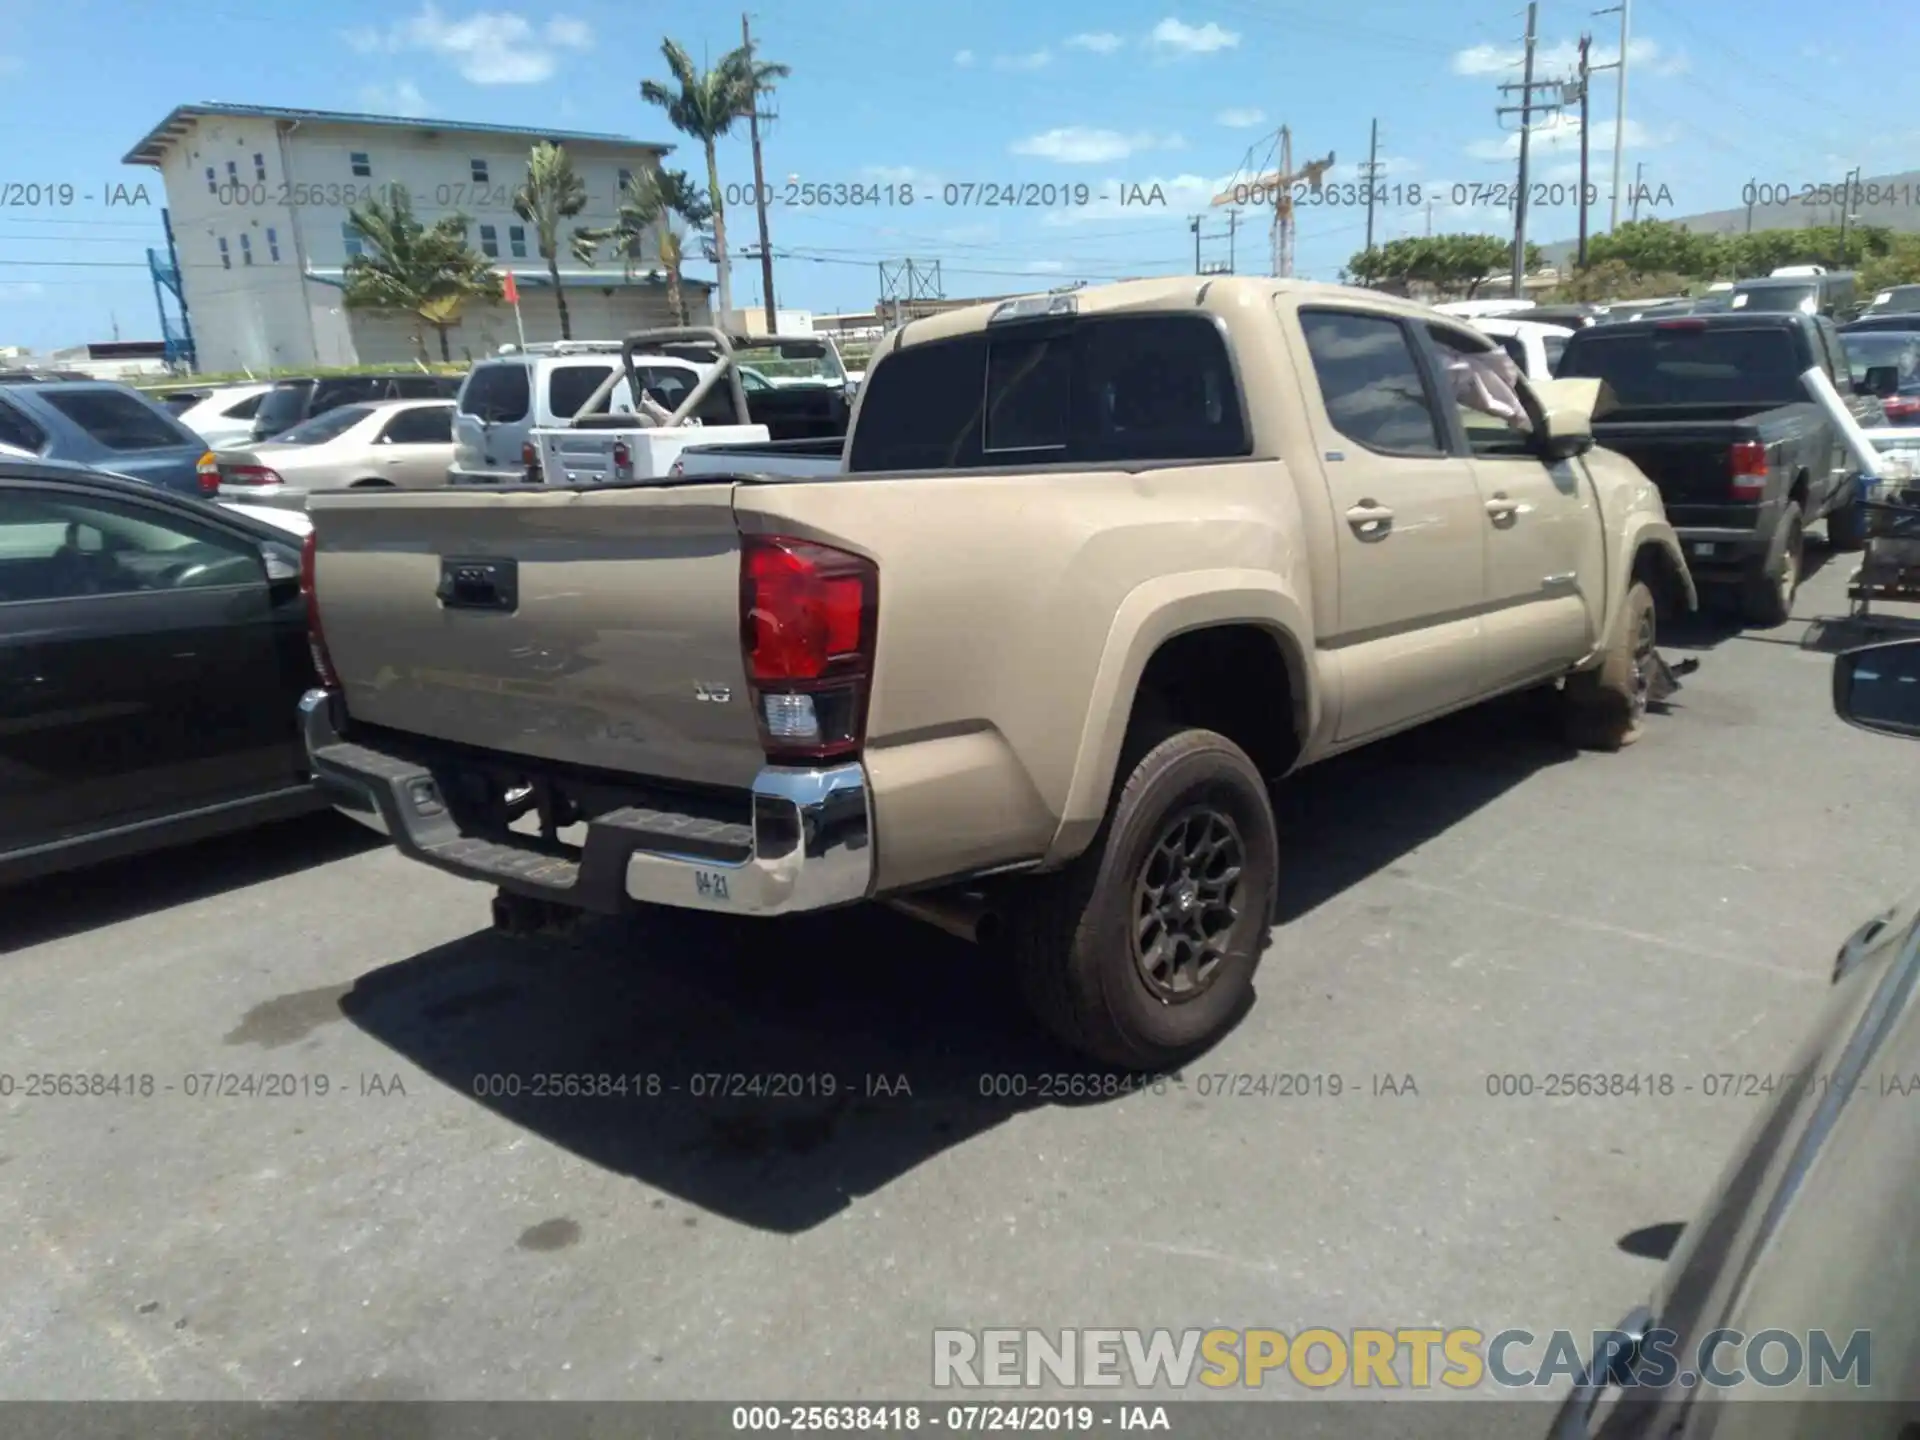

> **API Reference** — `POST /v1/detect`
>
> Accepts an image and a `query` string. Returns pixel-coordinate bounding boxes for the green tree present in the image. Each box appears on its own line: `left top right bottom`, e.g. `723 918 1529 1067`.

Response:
341 183 501 361
1586 219 1721 279
641 36 790 323
512 142 598 339
579 164 715 324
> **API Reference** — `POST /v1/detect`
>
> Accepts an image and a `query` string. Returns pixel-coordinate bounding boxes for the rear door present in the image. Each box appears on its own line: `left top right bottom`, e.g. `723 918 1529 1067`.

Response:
1291 305 1490 740
453 361 531 478
0 486 297 853
370 405 454 487
1424 321 1602 691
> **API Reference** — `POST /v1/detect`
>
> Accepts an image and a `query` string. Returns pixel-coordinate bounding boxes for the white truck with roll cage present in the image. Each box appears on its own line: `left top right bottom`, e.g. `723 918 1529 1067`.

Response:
528 327 853 485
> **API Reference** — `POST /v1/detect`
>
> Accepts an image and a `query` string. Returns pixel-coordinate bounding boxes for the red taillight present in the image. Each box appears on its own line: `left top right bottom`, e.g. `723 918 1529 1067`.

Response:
1729 440 1769 501
300 530 340 689
225 464 283 487
612 441 632 470
520 441 537 466
740 535 877 763
1655 319 1707 330
1884 395 1920 421
196 452 219 495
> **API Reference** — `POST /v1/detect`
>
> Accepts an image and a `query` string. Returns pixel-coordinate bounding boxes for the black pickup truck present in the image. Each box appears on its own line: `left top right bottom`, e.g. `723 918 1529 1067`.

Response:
1556 311 1882 625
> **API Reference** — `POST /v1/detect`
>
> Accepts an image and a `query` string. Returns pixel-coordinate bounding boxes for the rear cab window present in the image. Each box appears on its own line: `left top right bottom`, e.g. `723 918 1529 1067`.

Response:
459 362 531 422
1558 324 1807 406
36 388 195 451
847 313 1247 472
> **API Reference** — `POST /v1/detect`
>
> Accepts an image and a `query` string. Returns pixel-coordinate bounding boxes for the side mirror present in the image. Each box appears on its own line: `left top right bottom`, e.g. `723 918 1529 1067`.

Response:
1536 404 1595 460
1834 639 1920 739
1861 365 1902 399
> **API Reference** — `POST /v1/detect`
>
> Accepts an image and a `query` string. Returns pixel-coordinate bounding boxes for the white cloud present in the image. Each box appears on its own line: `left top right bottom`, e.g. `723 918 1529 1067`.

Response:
1150 18 1239 54
1216 107 1266 128
993 48 1052 70
1011 126 1186 163
953 48 975 66
1066 31 1124 53
345 4 594 85
1452 34 1687 78
358 79 432 117
0 281 45 299
1466 114 1667 162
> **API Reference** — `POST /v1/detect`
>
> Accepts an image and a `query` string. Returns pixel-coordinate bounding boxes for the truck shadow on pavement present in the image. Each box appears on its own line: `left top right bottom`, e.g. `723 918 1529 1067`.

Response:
338 689 1581 1231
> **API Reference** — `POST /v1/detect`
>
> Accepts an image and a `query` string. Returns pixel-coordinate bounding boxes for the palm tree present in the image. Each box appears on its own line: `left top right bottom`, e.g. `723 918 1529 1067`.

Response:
341 184 501 361
512 142 596 339
585 166 713 324
640 37 788 321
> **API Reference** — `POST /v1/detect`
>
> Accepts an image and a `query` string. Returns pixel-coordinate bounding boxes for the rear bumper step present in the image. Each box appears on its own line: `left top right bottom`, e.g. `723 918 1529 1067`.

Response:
300 689 873 916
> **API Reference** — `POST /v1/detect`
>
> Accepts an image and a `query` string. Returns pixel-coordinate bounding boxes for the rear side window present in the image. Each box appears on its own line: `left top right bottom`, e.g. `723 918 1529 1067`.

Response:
1493 335 1528 371
276 405 374 445
254 384 312 434
391 375 450 399
1298 309 1445 455
848 315 1247 471
459 362 531 422
313 378 387 411
1558 326 1806 406
380 407 454 444
37 389 192 451
221 392 265 419
547 363 618 419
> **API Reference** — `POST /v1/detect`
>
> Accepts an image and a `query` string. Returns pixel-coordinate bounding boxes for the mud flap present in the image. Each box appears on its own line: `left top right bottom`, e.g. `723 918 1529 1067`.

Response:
1647 652 1698 706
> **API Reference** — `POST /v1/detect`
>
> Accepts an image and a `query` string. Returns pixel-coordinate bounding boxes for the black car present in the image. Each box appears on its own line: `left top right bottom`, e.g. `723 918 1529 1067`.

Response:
250 372 464 442
1550 638 1920 1440
1843 312 1920 336
1860 282 1920 319
1841 329 1920 424
0 460 326 883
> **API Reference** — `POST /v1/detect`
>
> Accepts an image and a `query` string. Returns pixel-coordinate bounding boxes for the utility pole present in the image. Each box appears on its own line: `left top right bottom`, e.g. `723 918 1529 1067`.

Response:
1190 215 1203 272
1631 160 1646 222
1592 1 1631 231
1227 209 1239 272
1362 118 1381 254
1839 164 1862 265
742 12 778 333
1496 3 1554 299
1426 197 1434 236
1576 35 1592 267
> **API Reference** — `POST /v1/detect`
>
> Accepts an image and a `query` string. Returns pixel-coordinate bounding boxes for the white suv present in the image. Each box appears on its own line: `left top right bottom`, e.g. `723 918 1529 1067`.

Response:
450 344 716 485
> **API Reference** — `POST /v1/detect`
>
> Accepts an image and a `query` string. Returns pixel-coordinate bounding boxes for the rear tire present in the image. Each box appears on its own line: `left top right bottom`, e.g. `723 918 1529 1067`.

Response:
1741 502 1804 628
1007 727 1279 1071
1561 580 1656 751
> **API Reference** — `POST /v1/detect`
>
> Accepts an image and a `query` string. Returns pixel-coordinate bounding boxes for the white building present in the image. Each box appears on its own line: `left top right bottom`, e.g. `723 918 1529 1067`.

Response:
123 102 714 373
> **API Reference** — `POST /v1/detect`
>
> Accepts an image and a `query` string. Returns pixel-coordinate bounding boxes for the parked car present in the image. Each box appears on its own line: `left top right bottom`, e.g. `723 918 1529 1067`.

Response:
1861 282 1920 318
1556 310 1880 624
1731 270 1858 319
168 382 278 449
1843 312 1920 336
1548 636 1920 1440
1840 330 1920 423
208 400 455 509
1525 303 1603 329
296 276 1695 1070
449 342 719 486
1469 317 1576 381
250 372 463 443
0 460 326 884
0 380 210 496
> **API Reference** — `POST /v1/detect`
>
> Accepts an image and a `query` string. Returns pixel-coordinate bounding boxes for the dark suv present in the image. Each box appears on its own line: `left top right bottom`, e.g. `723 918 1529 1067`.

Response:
250 372 464 442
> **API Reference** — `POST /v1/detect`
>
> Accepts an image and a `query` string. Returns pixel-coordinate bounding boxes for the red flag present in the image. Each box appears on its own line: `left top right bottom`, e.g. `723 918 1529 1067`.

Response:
501 270 520 305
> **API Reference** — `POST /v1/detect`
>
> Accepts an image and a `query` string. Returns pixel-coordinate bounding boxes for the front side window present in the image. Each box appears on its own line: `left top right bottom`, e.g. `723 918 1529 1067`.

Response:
1298 309 1445 456
0 491 260 604
379 406 455 445
1426 324 1538 457
275 405 374 445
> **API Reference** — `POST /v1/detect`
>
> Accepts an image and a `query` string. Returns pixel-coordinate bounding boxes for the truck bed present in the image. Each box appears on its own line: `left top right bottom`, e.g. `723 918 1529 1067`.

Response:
673 435 846 478
1593 402 1819 512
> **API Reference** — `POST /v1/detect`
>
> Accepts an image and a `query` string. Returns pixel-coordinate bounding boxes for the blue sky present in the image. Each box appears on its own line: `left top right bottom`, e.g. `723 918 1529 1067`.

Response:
0 0 1910 351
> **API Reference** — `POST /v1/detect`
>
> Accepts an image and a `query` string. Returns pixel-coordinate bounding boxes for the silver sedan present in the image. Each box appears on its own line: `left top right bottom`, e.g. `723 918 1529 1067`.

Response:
205 399 454 509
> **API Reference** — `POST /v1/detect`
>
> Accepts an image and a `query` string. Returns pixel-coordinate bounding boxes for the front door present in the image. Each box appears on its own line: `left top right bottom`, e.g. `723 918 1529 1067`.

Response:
371 405 455 487
1293 305 1490 741
0 487 291 855
1423 321 1602 692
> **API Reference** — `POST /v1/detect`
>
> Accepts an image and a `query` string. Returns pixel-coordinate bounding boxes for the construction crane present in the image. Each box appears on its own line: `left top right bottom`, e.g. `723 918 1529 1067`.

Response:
1211 125 1335 278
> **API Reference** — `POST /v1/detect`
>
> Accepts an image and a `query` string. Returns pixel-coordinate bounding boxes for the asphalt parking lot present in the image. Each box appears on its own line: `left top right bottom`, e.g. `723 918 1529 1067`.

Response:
4 551 1919 1405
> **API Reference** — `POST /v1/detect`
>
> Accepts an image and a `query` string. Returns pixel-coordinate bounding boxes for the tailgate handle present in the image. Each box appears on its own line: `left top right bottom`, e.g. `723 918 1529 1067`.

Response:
437 557 519 612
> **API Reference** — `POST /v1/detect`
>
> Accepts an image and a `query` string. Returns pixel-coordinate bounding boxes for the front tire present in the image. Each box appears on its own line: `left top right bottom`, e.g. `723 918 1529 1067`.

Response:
1562 580 1657 751
1008 727 1279 1071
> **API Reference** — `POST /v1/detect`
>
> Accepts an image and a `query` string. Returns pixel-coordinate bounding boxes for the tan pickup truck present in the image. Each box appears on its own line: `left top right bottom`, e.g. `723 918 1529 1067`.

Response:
297 277 1694 1069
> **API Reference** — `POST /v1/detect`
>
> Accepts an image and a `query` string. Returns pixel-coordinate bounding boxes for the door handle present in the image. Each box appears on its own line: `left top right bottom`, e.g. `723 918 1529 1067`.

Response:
1345 499 1394 540
1485 492 1520 521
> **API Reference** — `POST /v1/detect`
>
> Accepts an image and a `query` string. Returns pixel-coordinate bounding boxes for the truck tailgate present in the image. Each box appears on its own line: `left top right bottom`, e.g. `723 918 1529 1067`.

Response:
1594 423 1741 507
537 424 769 484
309 485 765 790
